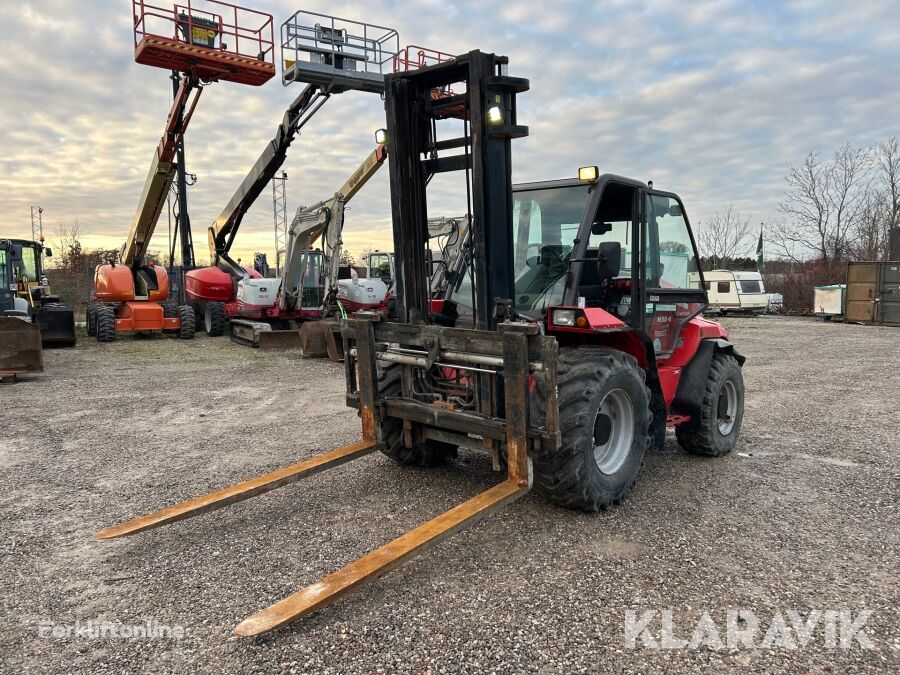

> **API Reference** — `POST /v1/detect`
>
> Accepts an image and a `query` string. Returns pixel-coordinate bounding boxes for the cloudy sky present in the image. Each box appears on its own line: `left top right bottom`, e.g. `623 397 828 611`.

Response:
1 0 898 264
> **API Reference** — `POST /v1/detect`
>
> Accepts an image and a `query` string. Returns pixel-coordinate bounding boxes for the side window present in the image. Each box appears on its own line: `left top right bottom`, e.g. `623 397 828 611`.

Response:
20 247 38 282
644 194 700 290
717 281 730 293
704 281 711 291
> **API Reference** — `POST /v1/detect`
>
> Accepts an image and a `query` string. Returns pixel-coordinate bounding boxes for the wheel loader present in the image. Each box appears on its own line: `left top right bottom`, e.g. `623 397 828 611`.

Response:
97 41 745 637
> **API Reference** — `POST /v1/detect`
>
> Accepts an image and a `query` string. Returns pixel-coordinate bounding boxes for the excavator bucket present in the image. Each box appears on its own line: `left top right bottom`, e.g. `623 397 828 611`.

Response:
0 317 43 382
296 319 342 359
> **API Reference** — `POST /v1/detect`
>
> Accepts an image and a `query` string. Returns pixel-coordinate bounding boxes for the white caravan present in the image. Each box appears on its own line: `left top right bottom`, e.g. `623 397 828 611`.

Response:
689 270 768 314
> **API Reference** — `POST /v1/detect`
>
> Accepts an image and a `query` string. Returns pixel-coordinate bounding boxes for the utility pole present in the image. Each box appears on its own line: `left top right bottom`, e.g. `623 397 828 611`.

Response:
30 206 43 241
272 171 288 276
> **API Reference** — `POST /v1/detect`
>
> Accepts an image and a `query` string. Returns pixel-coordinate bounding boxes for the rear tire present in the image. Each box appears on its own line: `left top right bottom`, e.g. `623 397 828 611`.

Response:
376 364 455 466
95 305 116 343
531 346 650 512
203 301 226 337
675 353 744 456
86 306 97 337
177 305 195 340
161 300 178 318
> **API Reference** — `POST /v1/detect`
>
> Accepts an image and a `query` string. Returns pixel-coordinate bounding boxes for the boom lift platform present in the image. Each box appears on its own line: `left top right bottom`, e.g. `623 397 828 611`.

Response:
97 45 746 638
184 11 399 336
89 1 275 341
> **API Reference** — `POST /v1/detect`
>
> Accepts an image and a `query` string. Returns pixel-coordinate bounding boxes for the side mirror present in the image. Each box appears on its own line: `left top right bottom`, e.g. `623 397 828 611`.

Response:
591 221 613 236
44 247 53 257
595 242 622 279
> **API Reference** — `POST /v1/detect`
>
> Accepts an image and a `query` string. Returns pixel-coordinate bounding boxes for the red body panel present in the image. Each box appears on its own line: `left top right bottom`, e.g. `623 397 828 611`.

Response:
548 306 626 333
657 317 730 406
114 301 175 333
185 266 236 302
147 267 170 302
546 304 731 410
93 264 135 302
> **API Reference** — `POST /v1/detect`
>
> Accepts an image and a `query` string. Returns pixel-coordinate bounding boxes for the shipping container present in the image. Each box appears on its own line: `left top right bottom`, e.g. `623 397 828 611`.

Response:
813 284 846 319
845 261 900 325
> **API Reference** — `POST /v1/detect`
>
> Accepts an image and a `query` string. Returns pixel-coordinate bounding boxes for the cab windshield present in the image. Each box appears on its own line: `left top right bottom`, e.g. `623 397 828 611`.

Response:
512 184 589 316
19 245 39 282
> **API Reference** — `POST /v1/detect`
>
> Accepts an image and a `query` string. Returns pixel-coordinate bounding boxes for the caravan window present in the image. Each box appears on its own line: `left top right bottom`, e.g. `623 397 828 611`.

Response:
717 281 730 293
739 279 762 293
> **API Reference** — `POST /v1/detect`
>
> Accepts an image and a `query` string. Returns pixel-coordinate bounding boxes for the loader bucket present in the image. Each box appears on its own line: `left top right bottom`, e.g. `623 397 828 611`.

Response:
258 329 302 351
296 321 329 358
296 319 343 359
34 304 77 347
0 317 44 378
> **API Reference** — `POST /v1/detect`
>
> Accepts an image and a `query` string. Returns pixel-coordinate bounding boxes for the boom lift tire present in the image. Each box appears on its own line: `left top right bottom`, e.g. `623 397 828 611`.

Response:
162 300 178 318
95 306 116 343
531 346 650 512
86 306 97 337
177 305 196 340
376 364 456 467
203 301 226 337
675 353 744 457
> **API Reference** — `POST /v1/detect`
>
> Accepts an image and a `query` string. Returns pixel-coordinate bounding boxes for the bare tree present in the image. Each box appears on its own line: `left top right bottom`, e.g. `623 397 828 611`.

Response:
53 218 88 269
876 137 900 230
696 204 754 269
775 144 872 262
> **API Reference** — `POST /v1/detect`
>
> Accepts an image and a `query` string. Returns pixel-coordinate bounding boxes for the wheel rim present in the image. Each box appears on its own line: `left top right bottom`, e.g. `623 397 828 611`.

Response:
592 388 635 475
717 380 738 435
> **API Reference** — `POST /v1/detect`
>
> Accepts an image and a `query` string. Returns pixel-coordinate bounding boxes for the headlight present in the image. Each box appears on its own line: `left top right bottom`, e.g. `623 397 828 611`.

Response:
552 309 576 326
487 106 503 124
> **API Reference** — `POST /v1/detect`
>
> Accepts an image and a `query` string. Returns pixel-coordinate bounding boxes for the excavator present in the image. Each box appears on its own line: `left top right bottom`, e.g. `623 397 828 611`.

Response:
98 47 746 637
88 0 275 342
186 13 400 337
228 143 388 350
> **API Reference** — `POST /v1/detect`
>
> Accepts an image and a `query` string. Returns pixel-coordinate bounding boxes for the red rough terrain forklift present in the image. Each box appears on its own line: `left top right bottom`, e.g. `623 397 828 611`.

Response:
97 47 744 636
88 0 275 341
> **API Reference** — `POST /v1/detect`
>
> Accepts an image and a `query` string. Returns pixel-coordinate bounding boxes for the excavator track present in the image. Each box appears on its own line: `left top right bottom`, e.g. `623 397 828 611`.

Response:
228 319 272 347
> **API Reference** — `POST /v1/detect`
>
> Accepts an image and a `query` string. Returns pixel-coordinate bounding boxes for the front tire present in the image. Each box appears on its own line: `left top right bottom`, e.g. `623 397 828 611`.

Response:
86 305 97 337
95 305 116 343
177 305 195 340
675 353 744 456
203 301 226 337
532 346 650 512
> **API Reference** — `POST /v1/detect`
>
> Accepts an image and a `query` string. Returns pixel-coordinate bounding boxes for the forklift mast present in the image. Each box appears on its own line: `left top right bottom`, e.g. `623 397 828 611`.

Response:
385 51 528 329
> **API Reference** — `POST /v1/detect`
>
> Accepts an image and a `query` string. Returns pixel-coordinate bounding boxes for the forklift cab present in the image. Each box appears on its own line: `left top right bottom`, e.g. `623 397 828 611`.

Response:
447 171 707 358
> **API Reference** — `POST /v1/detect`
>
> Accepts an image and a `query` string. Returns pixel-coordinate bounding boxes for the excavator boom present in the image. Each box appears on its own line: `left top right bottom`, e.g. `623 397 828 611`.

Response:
281 144 387 309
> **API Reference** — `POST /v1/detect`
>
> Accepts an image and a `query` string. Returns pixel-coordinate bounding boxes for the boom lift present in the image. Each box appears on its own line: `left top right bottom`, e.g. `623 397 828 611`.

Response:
185 11 399 336
98 47 745 637
88 0 275 342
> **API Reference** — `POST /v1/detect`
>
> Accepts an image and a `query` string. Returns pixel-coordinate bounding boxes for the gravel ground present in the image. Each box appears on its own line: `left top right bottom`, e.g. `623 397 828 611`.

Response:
1 316 897 673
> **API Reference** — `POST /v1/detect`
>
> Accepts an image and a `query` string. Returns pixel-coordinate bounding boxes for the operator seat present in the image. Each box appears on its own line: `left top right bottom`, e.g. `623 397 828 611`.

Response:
578 242 621 307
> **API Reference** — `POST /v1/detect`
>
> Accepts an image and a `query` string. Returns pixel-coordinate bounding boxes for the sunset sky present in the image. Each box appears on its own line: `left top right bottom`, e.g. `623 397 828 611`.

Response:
1 0 898 264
